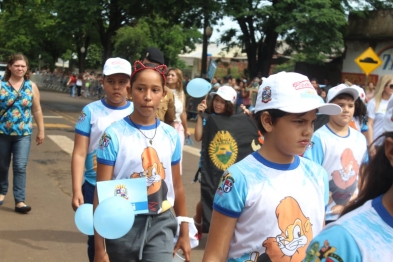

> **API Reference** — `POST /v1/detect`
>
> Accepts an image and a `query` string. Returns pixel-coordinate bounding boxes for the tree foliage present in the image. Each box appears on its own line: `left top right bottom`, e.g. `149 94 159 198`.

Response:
113 16 202 67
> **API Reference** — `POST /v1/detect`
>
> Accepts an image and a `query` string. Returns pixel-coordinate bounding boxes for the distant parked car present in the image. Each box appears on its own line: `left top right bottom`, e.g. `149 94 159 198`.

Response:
0 62 6 80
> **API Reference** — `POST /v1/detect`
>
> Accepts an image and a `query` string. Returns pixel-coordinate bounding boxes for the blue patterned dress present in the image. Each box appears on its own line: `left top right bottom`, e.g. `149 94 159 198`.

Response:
0 80 34 136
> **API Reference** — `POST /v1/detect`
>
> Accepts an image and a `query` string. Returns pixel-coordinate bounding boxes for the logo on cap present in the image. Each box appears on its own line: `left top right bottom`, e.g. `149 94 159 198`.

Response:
261 86 272 103
293 80 313 90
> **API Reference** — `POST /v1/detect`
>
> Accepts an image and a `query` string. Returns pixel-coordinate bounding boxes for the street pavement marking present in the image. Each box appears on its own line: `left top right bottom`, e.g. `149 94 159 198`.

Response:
48 135 74 155
183 145 200 157
33 123 72 129
188 127 195 135
43 116 63 118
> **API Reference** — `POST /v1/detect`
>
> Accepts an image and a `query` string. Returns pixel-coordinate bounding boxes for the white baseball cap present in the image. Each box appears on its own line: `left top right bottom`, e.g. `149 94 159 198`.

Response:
352 85 366 102
209 85 237 103
103 57 132 76
327 84 359 103
254 71 341 115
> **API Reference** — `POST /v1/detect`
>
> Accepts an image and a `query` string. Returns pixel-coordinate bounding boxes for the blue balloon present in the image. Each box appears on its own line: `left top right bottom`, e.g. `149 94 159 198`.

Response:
93 196 135 239
75 204 94 235
186 78 212 98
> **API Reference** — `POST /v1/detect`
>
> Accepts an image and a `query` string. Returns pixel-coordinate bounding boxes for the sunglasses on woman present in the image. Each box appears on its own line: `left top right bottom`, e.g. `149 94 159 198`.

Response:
387 84 393 89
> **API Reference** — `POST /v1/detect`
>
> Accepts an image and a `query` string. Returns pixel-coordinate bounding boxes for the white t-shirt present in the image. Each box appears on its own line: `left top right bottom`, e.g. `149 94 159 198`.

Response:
76 79 83 86
303 125 368 221
304 195 393 262
75 99 134 186
96 118 181 215
213 152 328 262
367 98 390 145
172 89 184 123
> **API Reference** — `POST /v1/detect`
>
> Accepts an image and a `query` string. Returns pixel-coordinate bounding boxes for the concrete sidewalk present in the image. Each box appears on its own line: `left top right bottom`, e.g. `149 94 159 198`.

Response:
0 137 86 261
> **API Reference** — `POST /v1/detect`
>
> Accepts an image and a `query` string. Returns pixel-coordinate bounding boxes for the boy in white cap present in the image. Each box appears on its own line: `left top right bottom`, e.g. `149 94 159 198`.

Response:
203 72 341 262
304 84 368 224
71 57 133 262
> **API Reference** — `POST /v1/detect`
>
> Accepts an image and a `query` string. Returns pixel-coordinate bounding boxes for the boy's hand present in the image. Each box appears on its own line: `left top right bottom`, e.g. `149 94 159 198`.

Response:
197 100 207 113
72 191 84 211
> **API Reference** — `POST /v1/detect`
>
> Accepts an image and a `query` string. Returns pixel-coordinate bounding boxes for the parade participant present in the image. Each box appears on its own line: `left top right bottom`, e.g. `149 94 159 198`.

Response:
304 106 393 262
94 61 190 262
141 47 176 127
71 57 133 262
193 85 237 239
203 72 341 262
166 67 190 174
0 53 45 213
304 84 368 224
367 74 393 157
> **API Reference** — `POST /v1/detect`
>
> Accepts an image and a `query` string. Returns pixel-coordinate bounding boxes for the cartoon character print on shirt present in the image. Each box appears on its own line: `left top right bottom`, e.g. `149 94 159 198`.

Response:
130 147 171 214
304 240 343 262
257 197 312 262
329 148 359 214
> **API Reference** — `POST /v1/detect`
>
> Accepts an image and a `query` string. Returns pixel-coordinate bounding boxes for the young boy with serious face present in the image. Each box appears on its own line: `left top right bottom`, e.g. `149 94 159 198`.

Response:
303 84 368 224
71 57 133 262
202 72 341 262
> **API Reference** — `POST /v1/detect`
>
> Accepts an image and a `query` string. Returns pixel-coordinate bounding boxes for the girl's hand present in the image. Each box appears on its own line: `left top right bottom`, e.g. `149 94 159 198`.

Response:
369 144 376 158
36 132 45 145
94 250 109 262
174 228 191 262
185 130 191 138
240 104 251 115
197 100 207 113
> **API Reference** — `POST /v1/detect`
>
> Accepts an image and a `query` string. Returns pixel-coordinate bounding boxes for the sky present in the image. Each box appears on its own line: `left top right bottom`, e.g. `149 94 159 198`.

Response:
200 16 241 42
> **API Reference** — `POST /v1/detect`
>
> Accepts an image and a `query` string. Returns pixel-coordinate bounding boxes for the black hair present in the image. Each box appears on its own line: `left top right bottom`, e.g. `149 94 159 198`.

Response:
353 98 367 126
330 93 354 103
253 109 289 134
310 78 318 82
341 132 393 216
207 94 234 116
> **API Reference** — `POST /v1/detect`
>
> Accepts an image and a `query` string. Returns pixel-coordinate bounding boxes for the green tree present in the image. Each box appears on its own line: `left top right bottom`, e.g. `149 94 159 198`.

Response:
113 16 202 67
220 0 347 78
0 0 71 70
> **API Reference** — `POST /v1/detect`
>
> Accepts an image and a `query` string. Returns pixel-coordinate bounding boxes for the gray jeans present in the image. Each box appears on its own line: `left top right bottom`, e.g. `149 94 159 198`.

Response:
105 210 178 262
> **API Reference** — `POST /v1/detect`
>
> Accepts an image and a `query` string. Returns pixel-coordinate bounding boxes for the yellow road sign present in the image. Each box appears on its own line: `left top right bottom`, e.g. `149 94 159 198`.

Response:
354 47 382 76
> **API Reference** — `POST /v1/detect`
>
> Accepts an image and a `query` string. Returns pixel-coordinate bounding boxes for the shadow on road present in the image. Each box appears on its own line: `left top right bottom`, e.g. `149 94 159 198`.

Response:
0 229 85 250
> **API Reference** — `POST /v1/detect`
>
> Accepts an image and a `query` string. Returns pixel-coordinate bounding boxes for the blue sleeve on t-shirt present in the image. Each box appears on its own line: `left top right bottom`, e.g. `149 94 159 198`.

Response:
213 166 248 218
171 133 181 165
303 134 324 165
75 106 92 137
96 127 119 166
303 225 362 262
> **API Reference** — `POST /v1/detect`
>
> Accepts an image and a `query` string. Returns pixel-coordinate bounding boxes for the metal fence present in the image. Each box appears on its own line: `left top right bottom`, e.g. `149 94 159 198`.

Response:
30 73 205 119
30 74 104 99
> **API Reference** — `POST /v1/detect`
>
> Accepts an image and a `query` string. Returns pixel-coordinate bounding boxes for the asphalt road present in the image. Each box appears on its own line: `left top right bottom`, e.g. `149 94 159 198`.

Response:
0 89 207 261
